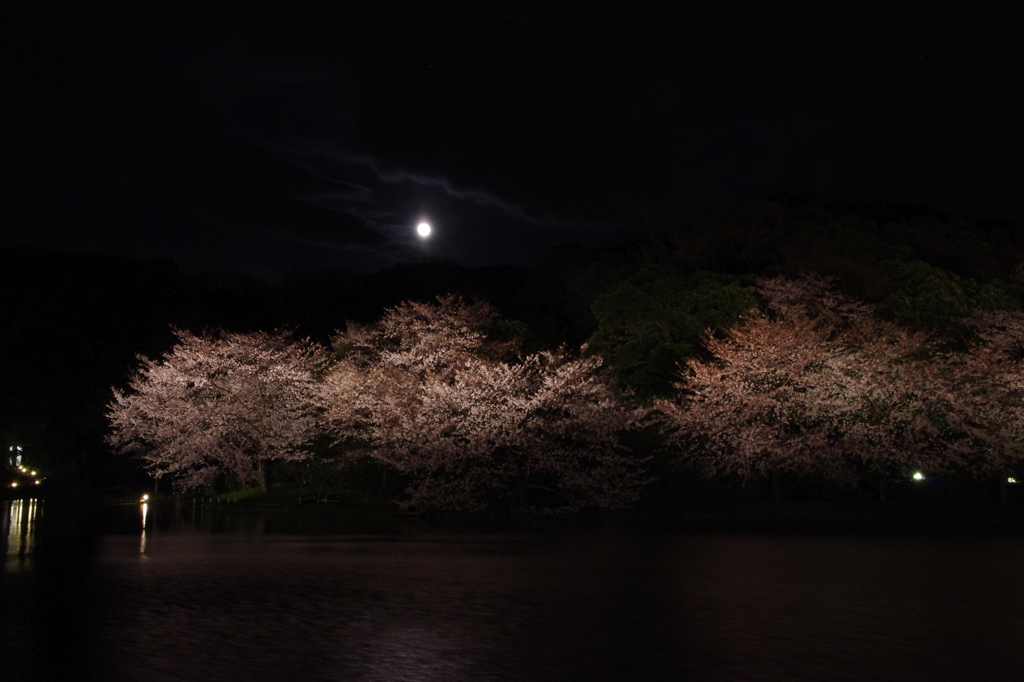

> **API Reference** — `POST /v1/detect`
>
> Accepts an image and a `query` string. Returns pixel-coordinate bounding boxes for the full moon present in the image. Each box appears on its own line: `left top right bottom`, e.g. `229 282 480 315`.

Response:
416 222 431 237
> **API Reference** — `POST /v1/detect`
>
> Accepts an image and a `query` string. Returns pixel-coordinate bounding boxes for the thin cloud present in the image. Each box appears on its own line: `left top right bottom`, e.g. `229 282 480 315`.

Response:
273 138 570 228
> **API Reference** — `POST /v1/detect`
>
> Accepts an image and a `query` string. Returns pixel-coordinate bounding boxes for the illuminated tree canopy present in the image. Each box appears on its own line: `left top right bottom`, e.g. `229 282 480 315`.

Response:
322 296 648 510
656 275 1002 490
104 279 1024 508
107 329 330 492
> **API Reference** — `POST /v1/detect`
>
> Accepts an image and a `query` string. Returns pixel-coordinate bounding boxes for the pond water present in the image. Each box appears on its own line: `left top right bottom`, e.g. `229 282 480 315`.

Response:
3 498 1024 682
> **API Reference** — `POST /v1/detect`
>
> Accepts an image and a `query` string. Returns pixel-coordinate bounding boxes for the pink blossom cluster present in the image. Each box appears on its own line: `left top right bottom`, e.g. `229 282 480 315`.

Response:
658 275 1024 486
108 280 1024 506
322 296 648 510
107 329 330 491
108 297 648 510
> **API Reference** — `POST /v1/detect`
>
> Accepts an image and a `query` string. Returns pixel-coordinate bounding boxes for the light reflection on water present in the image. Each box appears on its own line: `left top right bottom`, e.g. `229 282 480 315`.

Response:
3 503 1024 682
140 502 148 556
3 498 40 570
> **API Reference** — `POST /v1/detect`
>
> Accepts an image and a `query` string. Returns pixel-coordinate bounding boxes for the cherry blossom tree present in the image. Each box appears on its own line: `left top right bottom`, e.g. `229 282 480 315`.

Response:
756 272 874 328
830 320 950 498
107 329 330 492
334 295 509 378
321 295 505 452
657 301 852 489
322 296 647 510
940 310 1024 494
761 275 978 485
373 351 646 510
657 275 952 499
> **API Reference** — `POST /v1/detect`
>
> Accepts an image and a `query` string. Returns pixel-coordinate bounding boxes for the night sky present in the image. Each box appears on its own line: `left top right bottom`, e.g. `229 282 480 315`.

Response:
4 3 1023 278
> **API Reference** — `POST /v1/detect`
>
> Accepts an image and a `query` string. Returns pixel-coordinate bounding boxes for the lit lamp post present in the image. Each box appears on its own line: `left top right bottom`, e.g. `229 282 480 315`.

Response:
7 445 43 490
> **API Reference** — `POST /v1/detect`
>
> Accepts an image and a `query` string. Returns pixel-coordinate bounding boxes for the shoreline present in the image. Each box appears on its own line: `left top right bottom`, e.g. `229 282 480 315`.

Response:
90 496 1024 535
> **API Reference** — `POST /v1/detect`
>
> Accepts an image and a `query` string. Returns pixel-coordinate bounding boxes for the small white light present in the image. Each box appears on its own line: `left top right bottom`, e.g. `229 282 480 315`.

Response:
140 494 150 503
34 480 40 485
912 472 925 481
416 222 431 238
1009 477 1017 484
10 482 16 488
29 471 36 476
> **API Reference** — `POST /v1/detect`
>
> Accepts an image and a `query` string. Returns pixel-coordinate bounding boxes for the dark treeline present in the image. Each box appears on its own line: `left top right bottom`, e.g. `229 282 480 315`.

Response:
5 198 1024 499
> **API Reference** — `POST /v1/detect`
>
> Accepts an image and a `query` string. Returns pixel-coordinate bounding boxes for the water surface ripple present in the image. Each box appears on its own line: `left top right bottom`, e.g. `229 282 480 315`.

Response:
3 502 1024 681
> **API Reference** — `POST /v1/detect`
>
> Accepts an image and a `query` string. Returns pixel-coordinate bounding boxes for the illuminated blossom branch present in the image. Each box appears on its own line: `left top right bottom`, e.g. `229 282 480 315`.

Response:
322 296 648 511
657 275 954 492
335 295 506 378
107 329 330 491
657 299 852 482
940 310 1024 477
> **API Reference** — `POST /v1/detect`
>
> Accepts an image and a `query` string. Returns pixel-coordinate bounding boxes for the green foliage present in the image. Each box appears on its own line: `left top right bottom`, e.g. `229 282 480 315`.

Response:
588 266 758 396
217 486 265 501
879 260 1019 332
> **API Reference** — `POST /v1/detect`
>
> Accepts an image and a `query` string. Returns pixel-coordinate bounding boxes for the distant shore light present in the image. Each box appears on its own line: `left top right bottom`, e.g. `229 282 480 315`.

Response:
912 471 925 481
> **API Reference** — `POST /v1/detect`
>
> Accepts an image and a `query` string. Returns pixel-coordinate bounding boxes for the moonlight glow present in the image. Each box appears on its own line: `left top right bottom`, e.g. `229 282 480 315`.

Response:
416 222 431 238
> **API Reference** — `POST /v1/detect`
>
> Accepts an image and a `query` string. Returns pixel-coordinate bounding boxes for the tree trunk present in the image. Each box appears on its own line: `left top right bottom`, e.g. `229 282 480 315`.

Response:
999 476 1009 513
771 469 782 504
878 471 888 503
518 474 529 510
257 459 271 493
